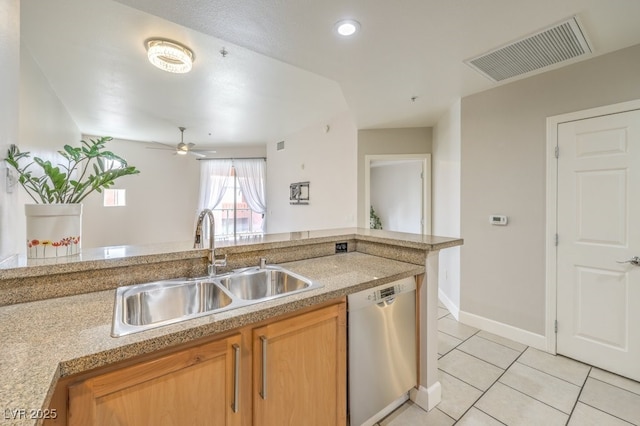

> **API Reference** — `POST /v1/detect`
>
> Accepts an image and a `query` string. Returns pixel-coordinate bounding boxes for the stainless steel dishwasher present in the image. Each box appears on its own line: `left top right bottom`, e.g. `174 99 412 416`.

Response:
348 277 417 426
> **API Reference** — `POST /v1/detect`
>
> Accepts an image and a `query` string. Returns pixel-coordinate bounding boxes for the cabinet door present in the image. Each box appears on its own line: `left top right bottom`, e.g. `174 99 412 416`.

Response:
68 334 243 426
253 302 346 426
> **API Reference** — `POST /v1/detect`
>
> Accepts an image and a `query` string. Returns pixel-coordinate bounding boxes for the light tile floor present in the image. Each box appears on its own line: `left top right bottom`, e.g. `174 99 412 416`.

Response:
378 303 640 426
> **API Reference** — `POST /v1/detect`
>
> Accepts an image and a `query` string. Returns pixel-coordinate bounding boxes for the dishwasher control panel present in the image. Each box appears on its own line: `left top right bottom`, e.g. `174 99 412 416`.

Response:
367 281 410 302
347 277 416 311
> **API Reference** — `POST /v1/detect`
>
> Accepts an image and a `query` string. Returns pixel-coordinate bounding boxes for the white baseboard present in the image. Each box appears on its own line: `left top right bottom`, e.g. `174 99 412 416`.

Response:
458 310 548 351
437 289 459 320
410 382 441 412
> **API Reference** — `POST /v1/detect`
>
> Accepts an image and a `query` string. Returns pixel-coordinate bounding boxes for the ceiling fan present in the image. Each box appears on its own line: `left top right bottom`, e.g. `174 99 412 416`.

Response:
147 127 216 158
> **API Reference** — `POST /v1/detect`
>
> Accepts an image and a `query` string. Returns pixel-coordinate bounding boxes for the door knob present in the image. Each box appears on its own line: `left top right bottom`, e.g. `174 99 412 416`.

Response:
617 256 640 266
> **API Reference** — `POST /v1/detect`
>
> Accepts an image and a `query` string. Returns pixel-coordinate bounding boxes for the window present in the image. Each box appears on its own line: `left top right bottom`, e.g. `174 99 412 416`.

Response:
198 159 266 239
213 168 264 237
103 189 126 207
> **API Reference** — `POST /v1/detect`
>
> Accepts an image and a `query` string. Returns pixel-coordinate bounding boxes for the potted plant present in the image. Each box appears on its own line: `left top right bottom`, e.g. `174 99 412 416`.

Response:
4 136 139 258
370 206 383 230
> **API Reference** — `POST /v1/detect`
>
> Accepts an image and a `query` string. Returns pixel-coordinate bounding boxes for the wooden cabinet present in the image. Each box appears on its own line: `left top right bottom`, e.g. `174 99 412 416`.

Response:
252 302 347 426
58 300 346 426
68 334 243 426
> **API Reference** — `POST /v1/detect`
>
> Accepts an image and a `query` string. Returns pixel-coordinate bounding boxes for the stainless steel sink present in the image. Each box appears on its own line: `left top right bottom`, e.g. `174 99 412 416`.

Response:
112 278 237 336
112 265 321 337
216 267 315 300
124 280 233 326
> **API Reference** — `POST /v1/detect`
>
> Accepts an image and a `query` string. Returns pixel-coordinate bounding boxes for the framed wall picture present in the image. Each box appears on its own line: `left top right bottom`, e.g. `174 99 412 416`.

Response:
290 181 310 205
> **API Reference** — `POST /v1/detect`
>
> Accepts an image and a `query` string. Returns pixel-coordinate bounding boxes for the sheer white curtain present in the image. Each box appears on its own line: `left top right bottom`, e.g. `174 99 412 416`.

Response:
197 160 233 239
234 159 267 232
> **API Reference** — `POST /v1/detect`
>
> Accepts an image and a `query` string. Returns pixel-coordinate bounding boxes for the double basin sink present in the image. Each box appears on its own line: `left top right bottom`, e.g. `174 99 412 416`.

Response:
112 265 321 337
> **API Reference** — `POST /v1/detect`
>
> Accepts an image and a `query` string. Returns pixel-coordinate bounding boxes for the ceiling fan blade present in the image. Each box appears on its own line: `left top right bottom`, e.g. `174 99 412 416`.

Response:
189 151 207 158
150 141 179 149
192 149 217 154
146 146 175 151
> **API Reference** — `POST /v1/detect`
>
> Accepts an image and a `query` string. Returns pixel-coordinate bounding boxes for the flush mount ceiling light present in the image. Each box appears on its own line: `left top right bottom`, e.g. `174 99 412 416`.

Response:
335 19 360 36
146 39 194 74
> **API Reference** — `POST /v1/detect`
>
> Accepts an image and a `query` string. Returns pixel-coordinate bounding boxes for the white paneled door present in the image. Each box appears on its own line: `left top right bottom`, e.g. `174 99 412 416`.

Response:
557 109 640 381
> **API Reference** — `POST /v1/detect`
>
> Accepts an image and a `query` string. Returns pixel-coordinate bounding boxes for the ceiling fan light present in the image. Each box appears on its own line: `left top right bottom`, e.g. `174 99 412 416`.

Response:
146 39 194 74
176 149 188 155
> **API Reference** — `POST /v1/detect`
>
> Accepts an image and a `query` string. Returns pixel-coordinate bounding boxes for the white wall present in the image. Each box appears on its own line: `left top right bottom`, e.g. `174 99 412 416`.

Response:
460 43 640 337
19 46 81 151
432 100 461 315
370 161 422 233
0 0 20 260
13 45 82 255
82 141 266 248
266 110 357 233
81 138 201 248
1 20 81 258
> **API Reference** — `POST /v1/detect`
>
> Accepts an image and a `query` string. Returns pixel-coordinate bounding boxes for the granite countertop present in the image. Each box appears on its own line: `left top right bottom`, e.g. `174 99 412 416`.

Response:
0 251 426 426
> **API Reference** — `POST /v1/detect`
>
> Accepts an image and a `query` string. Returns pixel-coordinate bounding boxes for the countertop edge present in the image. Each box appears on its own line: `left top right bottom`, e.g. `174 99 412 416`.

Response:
0 229 463 280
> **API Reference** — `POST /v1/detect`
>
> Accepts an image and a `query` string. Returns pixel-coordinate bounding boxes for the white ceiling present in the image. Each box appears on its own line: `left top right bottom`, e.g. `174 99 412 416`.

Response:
21 0 640 148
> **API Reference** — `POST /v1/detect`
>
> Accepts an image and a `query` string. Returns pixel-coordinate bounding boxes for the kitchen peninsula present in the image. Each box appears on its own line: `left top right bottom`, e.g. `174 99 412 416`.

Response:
0 228 462 425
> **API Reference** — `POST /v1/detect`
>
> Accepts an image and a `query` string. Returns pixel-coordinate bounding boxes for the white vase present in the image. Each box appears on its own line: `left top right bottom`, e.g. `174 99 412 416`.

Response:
25 204 82 259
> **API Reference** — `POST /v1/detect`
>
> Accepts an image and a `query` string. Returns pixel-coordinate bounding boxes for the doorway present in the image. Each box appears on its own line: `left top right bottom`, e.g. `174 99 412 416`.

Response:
364 154 431 234
546 100 640 381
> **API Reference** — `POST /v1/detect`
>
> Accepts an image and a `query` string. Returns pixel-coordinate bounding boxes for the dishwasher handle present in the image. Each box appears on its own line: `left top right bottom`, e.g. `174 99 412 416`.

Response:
376 297 396 308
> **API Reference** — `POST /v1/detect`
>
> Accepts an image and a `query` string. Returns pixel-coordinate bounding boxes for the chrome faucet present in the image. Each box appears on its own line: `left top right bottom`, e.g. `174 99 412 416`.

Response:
194 209 227 276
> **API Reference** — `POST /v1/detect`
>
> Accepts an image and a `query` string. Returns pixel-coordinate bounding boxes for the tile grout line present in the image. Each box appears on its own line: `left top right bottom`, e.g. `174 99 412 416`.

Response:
458 341 531 421
576 375 640 425
459 406 508 426
456 345 520 371
588 375 640 398
436 407 457 423
440 328 492 423
564 366 591 426
444 328 515 423
574 400 637 425
497 381 573 417
438 328 472 341
473 332 527 353
516 349 590 387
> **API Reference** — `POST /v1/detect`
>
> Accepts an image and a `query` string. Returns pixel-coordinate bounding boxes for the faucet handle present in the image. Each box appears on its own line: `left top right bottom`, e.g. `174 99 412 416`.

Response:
193 224 203 248
214 254 227 267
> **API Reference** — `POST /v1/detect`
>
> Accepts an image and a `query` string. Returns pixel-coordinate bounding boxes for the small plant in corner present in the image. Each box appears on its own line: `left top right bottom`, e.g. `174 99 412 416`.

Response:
370 206 383 230
4 136 140 204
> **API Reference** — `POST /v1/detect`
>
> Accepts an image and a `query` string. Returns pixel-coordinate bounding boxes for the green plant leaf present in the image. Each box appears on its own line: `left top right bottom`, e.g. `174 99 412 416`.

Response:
5 137 139 204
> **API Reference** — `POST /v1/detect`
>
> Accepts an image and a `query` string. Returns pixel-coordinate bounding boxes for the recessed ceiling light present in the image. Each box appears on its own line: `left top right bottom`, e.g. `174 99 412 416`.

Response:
146 39 194 74
335 19 360 37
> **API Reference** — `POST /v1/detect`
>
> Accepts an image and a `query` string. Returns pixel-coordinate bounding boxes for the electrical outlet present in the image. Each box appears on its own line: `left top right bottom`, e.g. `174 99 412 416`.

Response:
335 242 348 253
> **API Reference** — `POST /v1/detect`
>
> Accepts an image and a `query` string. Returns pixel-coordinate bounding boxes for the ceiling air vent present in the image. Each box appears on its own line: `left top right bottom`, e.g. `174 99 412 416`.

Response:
276 141 285 151
465 16 591 82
